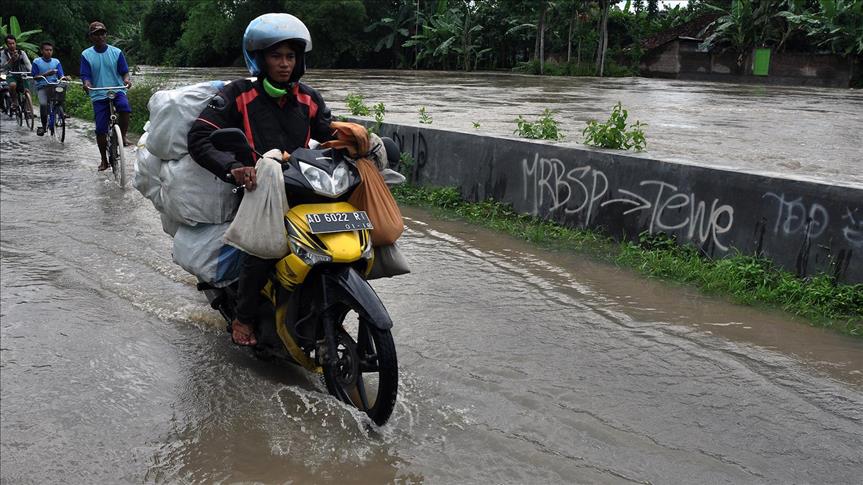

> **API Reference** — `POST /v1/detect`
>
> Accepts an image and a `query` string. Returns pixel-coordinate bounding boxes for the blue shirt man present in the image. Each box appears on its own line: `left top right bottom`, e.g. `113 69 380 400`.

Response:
79 21 132 171
31 41 67 136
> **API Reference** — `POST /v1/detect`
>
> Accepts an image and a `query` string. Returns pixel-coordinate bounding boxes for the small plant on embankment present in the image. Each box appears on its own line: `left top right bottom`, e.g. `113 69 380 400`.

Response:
418 106 432 124
514 109 564 140
582 101 646 151
371 102 386 134
391 184 863 337
345 93 370 116
64 79 160 134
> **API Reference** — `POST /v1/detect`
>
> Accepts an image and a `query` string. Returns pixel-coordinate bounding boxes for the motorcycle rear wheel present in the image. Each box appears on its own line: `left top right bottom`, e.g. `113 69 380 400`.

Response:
322 315 398 426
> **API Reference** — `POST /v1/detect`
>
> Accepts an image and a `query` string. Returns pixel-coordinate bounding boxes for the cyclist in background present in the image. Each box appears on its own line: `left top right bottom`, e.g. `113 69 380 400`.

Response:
31 41 69 136
80 21 132 171
1 35 32 111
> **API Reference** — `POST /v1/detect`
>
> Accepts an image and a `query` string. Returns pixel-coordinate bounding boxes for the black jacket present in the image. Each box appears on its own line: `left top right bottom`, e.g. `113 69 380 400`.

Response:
188 78 333 182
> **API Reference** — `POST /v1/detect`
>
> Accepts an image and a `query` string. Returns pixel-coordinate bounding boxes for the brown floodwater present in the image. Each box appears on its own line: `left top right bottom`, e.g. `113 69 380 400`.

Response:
139 66 863 188
2 73 862 484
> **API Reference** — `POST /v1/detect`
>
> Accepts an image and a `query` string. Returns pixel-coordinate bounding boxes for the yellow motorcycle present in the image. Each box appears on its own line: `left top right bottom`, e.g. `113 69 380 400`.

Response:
200 128 400 425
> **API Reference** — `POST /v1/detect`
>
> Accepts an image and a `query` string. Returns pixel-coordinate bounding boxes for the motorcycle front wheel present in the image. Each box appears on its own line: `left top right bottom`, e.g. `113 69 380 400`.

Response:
322 313 398 426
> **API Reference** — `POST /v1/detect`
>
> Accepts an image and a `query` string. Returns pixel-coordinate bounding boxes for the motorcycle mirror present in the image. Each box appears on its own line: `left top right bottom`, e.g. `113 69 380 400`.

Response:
209 128 251 154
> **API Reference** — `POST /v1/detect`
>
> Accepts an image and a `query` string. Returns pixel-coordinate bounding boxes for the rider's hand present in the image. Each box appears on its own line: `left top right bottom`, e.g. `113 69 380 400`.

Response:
124 79 132 89
230 166 257 191
83 81 91 94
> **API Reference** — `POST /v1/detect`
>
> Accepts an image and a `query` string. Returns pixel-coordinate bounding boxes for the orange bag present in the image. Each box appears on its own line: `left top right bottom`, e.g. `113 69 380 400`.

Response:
322 122 404 246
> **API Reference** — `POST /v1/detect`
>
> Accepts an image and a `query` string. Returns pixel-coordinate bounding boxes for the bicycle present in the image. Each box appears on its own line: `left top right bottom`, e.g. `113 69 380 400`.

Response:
31 76 69 142
7 71 35 130
0 74 11 117
88 86 128 188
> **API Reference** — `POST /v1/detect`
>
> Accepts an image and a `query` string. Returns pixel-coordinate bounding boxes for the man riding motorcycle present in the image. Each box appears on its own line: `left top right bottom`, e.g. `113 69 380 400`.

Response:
187 13 334 346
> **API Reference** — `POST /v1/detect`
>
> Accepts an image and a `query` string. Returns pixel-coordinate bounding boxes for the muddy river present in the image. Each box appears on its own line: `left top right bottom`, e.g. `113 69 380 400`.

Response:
1 72 862 484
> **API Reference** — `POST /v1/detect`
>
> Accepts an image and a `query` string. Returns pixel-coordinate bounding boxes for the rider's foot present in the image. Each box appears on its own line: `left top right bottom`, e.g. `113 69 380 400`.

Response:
98 161 110 171
230 319 257 346
36 127 45 136
123 138 134 147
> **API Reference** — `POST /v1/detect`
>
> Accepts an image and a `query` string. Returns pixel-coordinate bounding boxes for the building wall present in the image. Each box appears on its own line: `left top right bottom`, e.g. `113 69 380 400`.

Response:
374 122 863 283
640 42 854 88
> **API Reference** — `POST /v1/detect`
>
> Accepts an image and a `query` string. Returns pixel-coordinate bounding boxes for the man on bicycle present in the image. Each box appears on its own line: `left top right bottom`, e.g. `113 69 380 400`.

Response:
1 35 32 111
79 21 132 171
31 41 68 136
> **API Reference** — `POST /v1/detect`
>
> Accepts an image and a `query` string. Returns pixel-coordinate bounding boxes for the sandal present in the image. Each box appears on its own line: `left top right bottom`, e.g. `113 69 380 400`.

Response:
230 319 257 347
98 162 110 171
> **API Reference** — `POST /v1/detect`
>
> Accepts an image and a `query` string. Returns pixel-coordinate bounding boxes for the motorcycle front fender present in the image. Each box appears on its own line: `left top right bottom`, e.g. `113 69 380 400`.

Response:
323 266 393 330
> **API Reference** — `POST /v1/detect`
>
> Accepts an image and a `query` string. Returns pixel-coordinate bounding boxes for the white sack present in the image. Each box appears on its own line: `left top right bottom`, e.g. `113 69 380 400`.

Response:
160 154 239 226
146 80 226 160
223 152 289 259
160 213 182 238
172 222 241 286
133 137 166 212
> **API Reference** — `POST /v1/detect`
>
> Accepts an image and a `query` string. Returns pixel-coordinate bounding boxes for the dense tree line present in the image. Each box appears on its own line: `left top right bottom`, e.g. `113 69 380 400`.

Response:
5 0 861 77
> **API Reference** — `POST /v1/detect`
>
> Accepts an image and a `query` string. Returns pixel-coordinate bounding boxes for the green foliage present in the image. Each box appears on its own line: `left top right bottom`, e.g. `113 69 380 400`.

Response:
472 121 481 129
345 93 371 116
392 185 863 336
1 16 42 59
781 0 863 56
371 102 386 134
418 106 433 124
583 102 647 151
514 109 565 141
64 80 160 134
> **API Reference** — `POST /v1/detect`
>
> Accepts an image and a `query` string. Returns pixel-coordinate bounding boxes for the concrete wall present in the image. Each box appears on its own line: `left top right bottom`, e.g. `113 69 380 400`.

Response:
375 122 863 283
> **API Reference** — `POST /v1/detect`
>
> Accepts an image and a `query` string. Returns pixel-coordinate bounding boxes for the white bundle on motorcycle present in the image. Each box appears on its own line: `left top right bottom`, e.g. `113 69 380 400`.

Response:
133 132 165 212
223 152 289 259
145 80 226 160
159 154 239 226
172 222 242 286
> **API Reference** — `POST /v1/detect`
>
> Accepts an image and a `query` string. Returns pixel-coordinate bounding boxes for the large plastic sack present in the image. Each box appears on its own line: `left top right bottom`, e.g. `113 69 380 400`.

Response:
172 222 241 286
160 213 182 238
146 80 226 160
133 134 165 213
223 152 289 259
160 154 239 226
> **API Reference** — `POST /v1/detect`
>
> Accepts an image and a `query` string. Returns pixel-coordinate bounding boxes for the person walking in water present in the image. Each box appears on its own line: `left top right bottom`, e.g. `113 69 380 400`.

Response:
79 21 132 171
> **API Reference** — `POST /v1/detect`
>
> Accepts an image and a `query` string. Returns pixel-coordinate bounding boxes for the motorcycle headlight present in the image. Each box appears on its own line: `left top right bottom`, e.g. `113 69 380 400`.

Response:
288 238 333 266
299 161 351 197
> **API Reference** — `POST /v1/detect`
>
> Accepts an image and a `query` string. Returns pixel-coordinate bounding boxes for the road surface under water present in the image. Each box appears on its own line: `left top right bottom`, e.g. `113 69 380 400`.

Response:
139 66 863 188
1 113 862 483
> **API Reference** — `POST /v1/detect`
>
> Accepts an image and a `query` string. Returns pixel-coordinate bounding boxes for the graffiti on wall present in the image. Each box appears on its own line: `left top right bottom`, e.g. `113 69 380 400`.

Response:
521 153 735 251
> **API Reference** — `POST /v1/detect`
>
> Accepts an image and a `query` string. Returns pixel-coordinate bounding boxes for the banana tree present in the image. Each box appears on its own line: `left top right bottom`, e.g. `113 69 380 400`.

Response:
365 2 415 68
403 5 489 71
1 16 43 59
782 0 863 56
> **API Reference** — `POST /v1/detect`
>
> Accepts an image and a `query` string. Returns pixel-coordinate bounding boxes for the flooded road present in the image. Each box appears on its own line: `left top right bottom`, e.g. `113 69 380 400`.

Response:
140 66 863 188
2 113 863 483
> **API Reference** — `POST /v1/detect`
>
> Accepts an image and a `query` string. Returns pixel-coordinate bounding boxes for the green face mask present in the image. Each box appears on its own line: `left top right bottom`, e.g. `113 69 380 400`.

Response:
263 78 288 98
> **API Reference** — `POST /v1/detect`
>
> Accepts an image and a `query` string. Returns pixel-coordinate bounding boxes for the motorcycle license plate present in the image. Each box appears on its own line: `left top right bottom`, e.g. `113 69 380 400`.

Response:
305 211 373 234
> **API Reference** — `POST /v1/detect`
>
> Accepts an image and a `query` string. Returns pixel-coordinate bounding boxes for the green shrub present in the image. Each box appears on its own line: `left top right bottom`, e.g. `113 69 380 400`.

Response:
63 80 160 134
514 109 564 140
582 101 647 151
345 93 370 116
418 106 432 124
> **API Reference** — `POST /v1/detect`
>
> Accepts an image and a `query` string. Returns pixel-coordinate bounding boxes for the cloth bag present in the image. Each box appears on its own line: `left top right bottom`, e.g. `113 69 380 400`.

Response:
322 122 404 246
223 151 289 259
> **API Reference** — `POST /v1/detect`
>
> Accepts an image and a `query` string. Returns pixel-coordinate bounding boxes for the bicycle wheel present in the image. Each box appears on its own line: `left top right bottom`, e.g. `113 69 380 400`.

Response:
16 102 22 126
23 95 34 130
111 125 127 188
55 106 65 143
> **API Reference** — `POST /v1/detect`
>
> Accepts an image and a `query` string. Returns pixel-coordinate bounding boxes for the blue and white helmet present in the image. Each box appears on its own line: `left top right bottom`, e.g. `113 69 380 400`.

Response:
242 13 312 81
